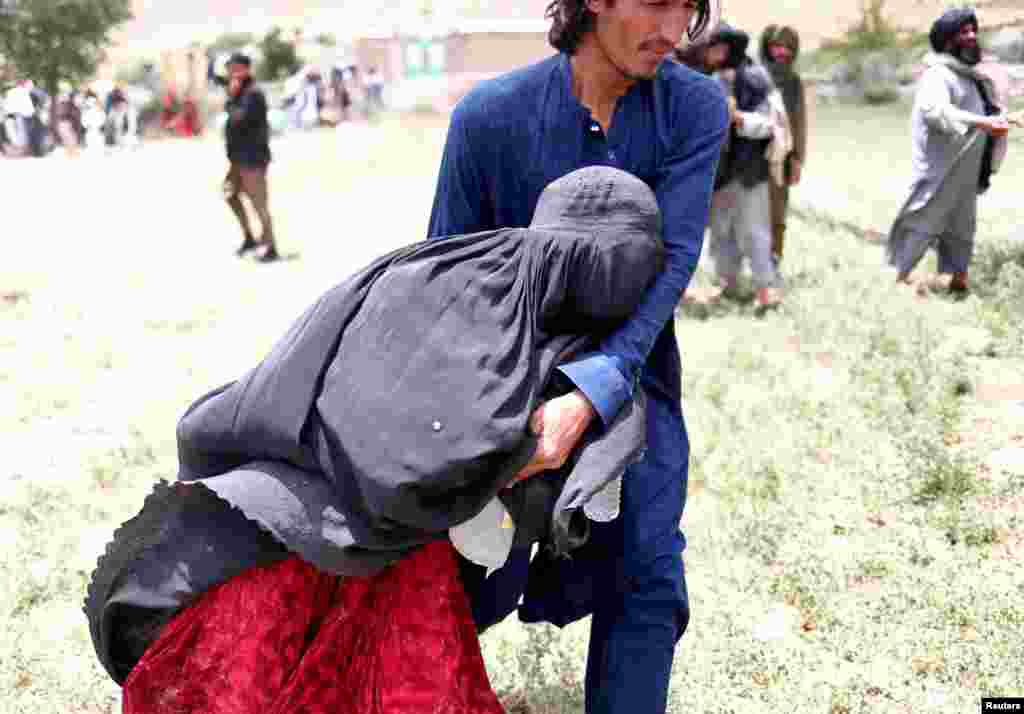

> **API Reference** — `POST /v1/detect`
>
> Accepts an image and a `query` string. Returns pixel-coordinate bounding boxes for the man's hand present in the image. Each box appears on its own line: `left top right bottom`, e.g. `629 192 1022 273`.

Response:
979 116 1010 137
229 77 243 97
511 390 597 485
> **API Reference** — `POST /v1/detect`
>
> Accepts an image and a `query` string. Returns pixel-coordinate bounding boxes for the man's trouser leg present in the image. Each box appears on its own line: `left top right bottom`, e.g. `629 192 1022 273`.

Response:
895 229 937 281
583 396 689 714
225 165 256 241
238 166 275 248
936 192 977 276
737 182 777 289
769 181 789 262
709 185 741 285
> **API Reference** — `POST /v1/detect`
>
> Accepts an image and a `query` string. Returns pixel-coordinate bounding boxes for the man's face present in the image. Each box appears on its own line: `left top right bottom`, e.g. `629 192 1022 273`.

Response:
703 41 730 72
768 42 794 65
951 22 981 65
228 62 251 85
590 0 700 80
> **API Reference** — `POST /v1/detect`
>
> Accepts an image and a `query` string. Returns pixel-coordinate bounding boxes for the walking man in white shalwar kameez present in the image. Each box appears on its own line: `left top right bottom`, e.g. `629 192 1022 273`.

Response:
887 7 1010 294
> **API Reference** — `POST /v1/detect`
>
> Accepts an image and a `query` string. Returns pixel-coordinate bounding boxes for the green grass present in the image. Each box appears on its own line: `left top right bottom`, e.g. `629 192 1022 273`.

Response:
2 108 1024 712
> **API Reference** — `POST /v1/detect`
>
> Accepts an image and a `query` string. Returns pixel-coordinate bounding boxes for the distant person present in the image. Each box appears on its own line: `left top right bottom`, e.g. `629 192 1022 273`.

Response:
223 52 279 262
3 80 35 155
290 67 321 130
105 85 126 115
760 25 807 266
53 84 82 158
330 65 352 122
365 67 385 113
887 7 1009 294
81 91 108 154
178 95 201 137
26 81 51 157
702 23 790 310
106 86 138 149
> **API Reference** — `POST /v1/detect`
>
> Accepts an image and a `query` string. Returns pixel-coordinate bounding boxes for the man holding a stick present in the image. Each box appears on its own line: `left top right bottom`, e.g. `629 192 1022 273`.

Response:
887 7 1011 294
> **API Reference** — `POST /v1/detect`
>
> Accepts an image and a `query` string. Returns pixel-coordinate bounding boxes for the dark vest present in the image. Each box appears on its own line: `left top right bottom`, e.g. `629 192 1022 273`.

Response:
715 61 773 190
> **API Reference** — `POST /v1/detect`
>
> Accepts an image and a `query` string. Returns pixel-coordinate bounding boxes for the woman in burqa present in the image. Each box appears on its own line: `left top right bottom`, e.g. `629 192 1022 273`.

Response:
85 166 665 713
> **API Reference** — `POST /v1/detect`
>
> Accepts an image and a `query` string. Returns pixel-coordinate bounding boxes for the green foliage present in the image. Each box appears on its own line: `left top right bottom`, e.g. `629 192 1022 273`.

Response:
258 26 301 82
313 32 337 47
0 0 133 94
838 0 900 53
971 241 1024 349
113 59 154 86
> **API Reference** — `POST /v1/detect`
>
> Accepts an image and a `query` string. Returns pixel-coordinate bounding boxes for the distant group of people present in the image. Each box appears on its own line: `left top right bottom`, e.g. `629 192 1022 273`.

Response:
2 79 141 159
159 85 203 138
678 7 1016 306
677 22 807 310
284 64 387 130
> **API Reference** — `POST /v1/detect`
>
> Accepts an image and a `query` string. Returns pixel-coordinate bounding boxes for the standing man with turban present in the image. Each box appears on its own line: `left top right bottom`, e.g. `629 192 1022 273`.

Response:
428 1 728 712
761 25 807 267
887 7 1009 294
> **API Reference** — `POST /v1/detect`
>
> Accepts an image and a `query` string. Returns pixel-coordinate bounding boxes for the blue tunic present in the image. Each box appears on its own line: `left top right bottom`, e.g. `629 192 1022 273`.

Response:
428 53 727 714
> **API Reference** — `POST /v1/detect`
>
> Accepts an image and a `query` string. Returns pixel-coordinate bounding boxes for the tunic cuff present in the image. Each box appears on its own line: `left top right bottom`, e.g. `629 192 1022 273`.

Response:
556 354 633 428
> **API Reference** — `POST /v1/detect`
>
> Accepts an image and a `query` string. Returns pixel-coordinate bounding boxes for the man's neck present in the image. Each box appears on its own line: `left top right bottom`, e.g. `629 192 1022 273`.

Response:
570 35 637 131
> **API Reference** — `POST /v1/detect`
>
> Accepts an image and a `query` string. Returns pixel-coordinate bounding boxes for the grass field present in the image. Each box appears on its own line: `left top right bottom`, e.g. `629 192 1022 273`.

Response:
1 103 1022 714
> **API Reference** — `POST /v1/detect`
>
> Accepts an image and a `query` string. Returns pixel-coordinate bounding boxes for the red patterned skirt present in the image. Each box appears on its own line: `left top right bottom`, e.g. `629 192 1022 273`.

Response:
122 540 504 714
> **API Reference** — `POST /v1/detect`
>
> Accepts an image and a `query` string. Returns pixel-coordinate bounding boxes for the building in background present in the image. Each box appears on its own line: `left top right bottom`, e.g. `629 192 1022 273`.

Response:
98 0 554 111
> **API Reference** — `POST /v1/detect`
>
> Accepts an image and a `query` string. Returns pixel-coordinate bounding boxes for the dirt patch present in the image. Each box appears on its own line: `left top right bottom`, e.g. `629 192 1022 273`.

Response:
975 383 1024 403
991 531 1024 561
2 291 28 306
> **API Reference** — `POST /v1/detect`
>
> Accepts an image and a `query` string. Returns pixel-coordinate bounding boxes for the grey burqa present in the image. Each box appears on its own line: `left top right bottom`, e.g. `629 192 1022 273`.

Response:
85 166 665 684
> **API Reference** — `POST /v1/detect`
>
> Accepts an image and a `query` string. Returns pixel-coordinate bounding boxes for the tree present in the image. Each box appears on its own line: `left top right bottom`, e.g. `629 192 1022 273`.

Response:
258 27 301 81
0 0 132 95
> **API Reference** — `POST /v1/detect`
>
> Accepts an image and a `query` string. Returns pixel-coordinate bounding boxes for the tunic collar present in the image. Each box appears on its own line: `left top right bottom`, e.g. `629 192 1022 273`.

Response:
556 52 657 129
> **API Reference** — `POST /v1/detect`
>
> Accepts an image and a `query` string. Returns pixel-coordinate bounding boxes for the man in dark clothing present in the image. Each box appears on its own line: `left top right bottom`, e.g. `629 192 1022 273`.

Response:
698 23 786 309
224 52 279 262
760 25 807 265
428 1 728 712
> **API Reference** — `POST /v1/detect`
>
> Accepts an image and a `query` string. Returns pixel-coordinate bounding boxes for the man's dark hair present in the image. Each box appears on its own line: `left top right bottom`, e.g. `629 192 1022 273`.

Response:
546 0 712 54
928 6 978 54
228 52 252 68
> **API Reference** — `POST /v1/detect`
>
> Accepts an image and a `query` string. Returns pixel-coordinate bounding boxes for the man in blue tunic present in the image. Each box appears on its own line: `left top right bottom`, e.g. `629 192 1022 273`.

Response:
427 1 728 712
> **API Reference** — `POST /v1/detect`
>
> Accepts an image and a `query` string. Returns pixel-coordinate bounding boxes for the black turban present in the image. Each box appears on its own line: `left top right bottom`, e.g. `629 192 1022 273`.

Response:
707 22 750 69
929 7 978 54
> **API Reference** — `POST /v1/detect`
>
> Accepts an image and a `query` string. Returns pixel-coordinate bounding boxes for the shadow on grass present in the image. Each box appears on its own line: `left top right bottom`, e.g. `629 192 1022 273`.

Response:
677 285 786 321
239 251 303 264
